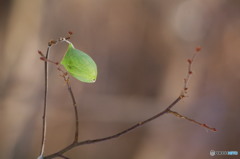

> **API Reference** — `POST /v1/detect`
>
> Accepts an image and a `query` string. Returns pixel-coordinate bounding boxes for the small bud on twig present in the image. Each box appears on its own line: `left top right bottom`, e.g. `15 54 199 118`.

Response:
187 59 192 64
38 50 44 57
195 47 201 52
40 57 46 61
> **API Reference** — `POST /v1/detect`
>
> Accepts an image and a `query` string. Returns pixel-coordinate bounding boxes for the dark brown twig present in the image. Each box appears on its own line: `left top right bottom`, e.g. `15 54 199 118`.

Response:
39 46 50 158
58 155 70 159
65 77 79 143
56 67 79 143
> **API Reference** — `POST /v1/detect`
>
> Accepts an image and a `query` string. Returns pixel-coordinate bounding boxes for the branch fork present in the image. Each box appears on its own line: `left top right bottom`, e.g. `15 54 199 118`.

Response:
38 34 216 159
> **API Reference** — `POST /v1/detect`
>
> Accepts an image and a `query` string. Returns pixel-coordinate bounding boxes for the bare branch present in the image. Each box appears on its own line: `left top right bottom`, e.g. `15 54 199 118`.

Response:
44 96 183 159
39 46 50 157
39 37 215 159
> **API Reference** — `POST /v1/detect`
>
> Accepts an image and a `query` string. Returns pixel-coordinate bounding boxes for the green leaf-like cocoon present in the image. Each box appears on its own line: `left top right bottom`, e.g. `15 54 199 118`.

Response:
61 43 97 83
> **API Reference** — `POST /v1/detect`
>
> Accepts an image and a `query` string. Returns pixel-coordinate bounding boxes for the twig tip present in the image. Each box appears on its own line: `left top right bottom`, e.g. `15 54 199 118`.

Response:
195 47 201 52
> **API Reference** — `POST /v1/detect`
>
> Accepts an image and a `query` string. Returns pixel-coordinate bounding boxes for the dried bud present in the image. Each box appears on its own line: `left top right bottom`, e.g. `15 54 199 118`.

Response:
38 50 44 56
50 40 57 44
40 57 46 61
196 47 201 52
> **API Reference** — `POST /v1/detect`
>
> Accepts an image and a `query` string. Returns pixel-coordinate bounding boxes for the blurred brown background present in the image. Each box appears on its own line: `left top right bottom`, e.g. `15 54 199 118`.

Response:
0 0 240 159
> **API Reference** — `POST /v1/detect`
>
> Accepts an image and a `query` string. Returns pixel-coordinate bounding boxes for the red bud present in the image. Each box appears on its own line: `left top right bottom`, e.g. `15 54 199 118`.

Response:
196 47 201 52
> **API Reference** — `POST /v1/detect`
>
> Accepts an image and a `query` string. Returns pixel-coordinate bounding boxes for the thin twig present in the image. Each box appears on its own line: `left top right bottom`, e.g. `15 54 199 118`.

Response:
39 46 51 157
56 68 79 143
183 47 201 95
66 80 79 143
56 66 79 143
168 110 217 132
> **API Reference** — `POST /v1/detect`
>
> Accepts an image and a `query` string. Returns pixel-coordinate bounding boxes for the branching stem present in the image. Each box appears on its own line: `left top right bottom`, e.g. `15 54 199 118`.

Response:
44 96 183 159
38 35 216 159
38 32 79 158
